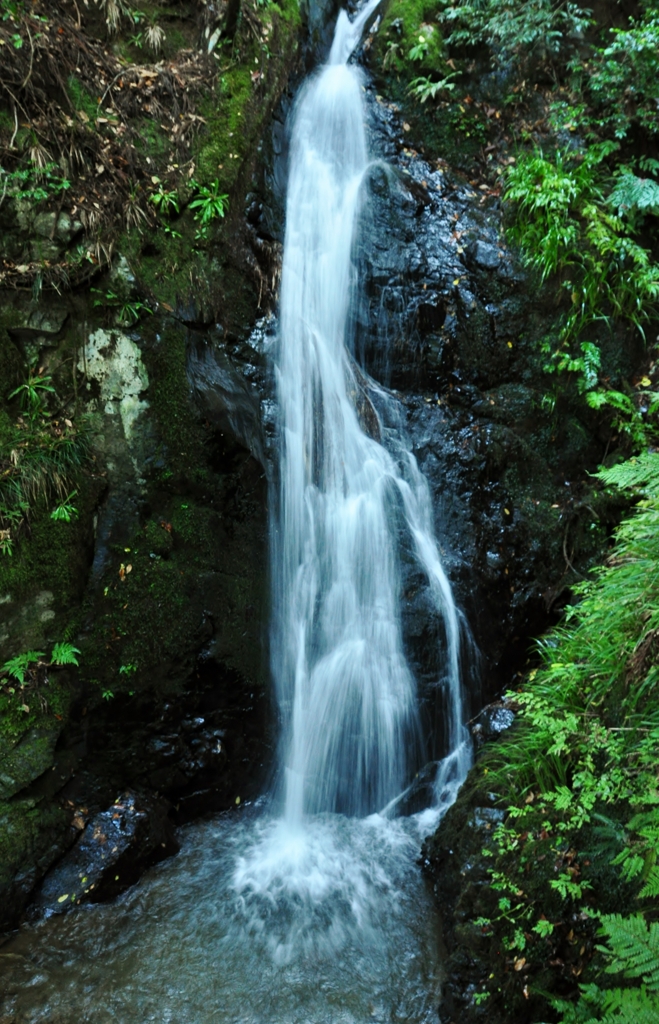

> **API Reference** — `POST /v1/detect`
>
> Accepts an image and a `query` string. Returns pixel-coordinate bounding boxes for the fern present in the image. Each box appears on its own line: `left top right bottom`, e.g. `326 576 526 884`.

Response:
556 920 659 1022
595 451 659 495
598 914 659 989
51 641 80 667
609 174 659 217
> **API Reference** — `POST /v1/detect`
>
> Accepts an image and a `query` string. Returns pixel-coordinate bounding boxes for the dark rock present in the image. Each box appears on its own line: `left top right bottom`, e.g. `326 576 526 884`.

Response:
469 239 502 270
32 790 179 916
470 700 516 748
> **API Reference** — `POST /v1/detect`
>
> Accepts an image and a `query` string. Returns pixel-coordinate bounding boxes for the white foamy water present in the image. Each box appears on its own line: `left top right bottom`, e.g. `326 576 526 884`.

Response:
0 811 444 1024
269 0 469 826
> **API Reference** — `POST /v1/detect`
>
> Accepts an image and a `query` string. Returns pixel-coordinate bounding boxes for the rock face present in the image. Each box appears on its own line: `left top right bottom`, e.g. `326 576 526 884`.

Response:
349 81 621 735
33 791 179 916
0 0 304 932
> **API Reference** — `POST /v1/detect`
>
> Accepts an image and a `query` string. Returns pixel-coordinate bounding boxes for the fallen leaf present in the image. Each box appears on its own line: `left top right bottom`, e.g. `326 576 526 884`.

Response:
57 894 69 903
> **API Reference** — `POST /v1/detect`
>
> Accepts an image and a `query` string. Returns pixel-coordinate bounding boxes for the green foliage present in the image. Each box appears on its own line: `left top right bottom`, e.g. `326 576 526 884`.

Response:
409 34 430 61
0 162 71 204
376 0 445 77
50 491 79 523
586 8 659 141
504 148 659 441
609 173 659 220
474 453 659 1014
437 0 591 70
1 372 89 553
149 182 180 216
51 642 80 666
2 650 45 685
3 161 70 198
1 642 80 700
91 287 152 326
9 371 55 424
556 915 659 1022
189 179 229 236
408 72 457 103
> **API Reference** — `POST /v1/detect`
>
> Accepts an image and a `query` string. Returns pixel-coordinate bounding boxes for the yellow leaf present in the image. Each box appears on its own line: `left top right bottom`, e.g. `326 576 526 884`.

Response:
57 894 69 903
507 341 513 349
235 796 241 805
640 376 652 387
453 278 461 286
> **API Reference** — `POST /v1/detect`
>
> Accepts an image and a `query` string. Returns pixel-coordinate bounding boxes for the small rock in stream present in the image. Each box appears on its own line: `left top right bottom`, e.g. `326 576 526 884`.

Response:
32 790 179 918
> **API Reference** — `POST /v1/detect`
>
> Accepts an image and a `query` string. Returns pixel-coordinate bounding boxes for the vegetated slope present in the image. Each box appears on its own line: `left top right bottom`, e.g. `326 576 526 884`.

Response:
0 0 303 931
393 0 659 1019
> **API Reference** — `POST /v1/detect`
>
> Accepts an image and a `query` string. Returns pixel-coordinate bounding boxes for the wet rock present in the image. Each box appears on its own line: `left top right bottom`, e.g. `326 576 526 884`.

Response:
187 332 265 466
470 700 516 748
469 239 502 270
33 790 179 916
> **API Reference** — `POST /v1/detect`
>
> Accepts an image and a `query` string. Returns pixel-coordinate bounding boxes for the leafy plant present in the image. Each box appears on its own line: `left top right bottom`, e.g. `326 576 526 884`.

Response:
189 179 228 235
555 914 659 1022
408 73 457 104
1 376 89 552
50 491 79 522
586 8 659 141
3 650 45 685
472 452 659 1011
51 642 80 666
9 370 55 423
438 0 591 72
504 146 659 441
408 34 429 62
0 163 71 206
91 287 152 326
149 182 179 216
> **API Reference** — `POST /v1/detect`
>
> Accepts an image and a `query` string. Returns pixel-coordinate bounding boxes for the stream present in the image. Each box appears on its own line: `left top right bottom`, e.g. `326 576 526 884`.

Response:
1 6 470 1021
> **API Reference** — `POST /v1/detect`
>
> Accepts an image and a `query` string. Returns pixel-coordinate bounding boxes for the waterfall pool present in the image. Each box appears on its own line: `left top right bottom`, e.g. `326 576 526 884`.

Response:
1 808 445 1024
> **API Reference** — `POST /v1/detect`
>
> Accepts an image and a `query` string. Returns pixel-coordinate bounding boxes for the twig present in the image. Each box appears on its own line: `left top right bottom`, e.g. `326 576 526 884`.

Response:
22 24 35 89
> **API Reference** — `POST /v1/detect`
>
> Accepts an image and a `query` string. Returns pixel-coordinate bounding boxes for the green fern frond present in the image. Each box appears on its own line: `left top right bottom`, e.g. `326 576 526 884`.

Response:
599 984 659 1023
610 173 659 217
598 913 659 990
595 452 659 497
639 866 659 898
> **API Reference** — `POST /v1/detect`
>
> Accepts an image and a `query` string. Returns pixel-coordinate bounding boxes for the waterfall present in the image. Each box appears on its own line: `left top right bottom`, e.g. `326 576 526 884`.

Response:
271 0 470 826
0 14 476 1016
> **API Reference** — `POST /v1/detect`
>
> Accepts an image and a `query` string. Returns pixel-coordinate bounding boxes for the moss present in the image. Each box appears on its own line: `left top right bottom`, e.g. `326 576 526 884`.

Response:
141 320 207 481
0 796 68 889
372 0 445 76
67 76 99 122
0 675 72 756
0 323 24 400
79 499 222 696
0 476 99 608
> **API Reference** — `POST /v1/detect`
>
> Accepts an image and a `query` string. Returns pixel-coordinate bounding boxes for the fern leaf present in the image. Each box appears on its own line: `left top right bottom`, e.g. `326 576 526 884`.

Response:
600 984 659 1023
639 865 659 898
596 452 659 497
599 913 659 990
610 173 659 216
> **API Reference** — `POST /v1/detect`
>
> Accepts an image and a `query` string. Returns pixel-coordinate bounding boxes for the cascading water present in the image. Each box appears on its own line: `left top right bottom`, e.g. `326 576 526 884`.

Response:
0 9 472 1022
271 0 468 826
